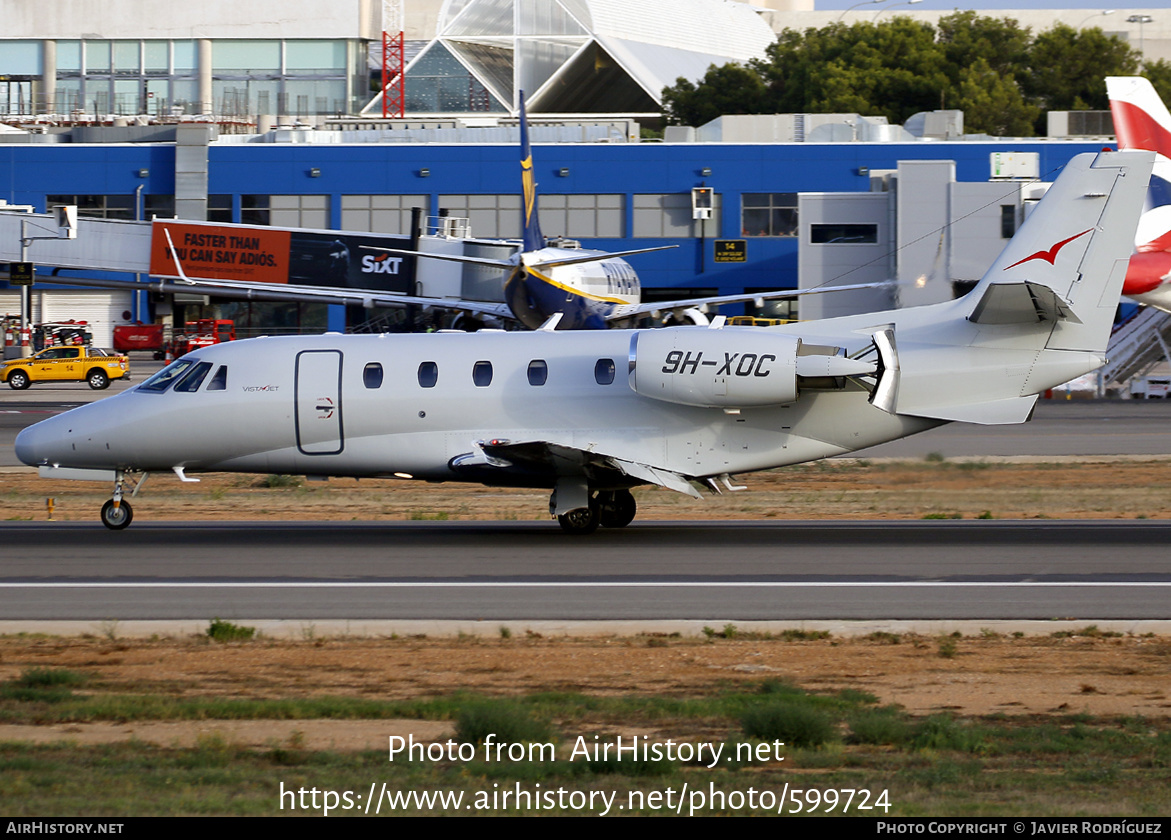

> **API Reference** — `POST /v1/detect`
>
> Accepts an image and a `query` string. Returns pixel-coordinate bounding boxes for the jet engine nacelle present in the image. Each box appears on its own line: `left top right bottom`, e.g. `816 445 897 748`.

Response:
628 328 801 408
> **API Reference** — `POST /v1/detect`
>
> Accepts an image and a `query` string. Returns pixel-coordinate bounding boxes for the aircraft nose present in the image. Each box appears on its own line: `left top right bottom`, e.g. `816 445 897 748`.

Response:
15 416 65 467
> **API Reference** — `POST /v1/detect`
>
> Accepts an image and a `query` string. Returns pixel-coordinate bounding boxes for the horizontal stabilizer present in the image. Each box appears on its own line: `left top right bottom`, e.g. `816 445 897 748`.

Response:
903 394 1038 425
968 282 1081 325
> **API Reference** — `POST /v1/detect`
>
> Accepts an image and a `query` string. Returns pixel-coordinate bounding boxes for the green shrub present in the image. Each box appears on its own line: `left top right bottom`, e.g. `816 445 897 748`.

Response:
849 708 912 745
455 700 551 747
912 715 986 753
207 619 257 643
741 701 836 749
0 667 88 703
258 474 302 488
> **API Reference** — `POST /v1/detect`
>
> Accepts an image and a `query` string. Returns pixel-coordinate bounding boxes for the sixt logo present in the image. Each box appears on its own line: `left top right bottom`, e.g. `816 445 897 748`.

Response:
662 350 775 377
361 255 403 275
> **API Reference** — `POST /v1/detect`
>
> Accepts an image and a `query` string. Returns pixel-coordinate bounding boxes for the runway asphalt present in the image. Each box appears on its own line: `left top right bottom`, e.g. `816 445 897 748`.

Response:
1 520 1168 621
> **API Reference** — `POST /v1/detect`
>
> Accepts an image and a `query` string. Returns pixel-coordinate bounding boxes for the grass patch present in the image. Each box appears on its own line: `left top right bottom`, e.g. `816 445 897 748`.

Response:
206 619 257 643
255 474 302 488
849 707 913 745
741 700 836 749
0 668 90 704
455 700 553 747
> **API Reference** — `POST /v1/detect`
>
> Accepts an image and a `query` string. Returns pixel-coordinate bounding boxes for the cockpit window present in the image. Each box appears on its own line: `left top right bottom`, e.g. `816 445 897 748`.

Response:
206 365 228 391
138 358 200 392
174 361 213 392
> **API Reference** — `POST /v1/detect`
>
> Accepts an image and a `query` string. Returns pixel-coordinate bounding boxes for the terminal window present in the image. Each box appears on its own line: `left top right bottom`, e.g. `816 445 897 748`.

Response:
809 223 878 244
341 195 430 236
633 193 721 238
438 195 522 239
741 194 797 237
539 194 625 239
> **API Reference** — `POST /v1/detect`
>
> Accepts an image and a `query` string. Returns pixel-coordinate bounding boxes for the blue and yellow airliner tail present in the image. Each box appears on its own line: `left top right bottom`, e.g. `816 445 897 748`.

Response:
519 93 545 253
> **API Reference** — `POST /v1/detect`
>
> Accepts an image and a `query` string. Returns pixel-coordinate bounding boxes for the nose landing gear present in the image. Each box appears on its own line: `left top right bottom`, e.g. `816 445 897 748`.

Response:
100 470 135 530
100 498 133 530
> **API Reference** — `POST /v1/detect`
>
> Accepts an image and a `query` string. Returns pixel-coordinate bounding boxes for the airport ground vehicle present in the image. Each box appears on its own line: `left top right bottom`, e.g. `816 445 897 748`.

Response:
166 319 235 357
1 345 129 390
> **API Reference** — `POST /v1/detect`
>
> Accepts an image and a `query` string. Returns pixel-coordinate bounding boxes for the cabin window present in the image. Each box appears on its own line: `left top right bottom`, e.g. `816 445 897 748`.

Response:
594 358 615 385
417 361 438 388
473 360 493 387
173 361 213 392
527 359 548 386
363 362 384 389
206 365 228 391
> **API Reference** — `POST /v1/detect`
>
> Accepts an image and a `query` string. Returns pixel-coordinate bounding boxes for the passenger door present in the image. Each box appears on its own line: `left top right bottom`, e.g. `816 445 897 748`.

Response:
294 349 344 455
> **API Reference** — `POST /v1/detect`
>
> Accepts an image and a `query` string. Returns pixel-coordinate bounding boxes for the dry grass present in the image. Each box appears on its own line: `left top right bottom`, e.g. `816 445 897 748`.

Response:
5 458 1171 523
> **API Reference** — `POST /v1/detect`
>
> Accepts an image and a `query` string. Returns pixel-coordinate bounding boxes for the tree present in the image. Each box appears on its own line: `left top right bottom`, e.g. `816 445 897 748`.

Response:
954 58 1039 137
661 62 768 127
754 19 947 125
1024 24 1140 113
1142 59 1171 109
657 14 1146 139
936 10 1031 85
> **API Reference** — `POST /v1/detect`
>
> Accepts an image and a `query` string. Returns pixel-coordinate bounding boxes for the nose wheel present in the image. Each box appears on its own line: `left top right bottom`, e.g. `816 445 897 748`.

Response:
100 470 134 530
100 499 133 530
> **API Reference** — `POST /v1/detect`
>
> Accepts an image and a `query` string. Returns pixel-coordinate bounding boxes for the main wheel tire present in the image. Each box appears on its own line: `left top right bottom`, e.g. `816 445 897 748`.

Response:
87 369 110 390
7 370 30 390
100 499 133 530
557 505 599 535
597 489 637 528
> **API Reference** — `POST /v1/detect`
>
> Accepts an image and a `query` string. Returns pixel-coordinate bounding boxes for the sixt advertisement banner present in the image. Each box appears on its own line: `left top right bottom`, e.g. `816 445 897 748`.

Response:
149 221 414 293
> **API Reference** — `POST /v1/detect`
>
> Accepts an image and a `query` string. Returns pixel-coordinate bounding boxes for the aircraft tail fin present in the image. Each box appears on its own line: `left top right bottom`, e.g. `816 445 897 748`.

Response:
971 150 1151 352
519 93 544 253
1107 76 1171 255
879 150 1151 425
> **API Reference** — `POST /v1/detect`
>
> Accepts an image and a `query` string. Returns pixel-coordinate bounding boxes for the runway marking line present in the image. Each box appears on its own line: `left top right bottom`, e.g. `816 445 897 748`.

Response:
2 582 1170 589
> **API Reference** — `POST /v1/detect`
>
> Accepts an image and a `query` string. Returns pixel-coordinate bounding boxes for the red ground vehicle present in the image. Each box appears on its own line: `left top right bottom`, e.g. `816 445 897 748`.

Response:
113 323 165 352
165 319 236 358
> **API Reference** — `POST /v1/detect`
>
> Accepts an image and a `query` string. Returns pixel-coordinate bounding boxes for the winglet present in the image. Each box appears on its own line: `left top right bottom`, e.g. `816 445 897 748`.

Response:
162 228 196 285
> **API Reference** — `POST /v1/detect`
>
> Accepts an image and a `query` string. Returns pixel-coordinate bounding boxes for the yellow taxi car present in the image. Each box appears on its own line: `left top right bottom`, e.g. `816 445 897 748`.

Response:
1 346 129 390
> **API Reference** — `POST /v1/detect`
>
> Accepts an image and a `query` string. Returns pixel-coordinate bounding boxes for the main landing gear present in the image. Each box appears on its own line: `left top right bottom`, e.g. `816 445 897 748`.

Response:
553 488 637 535
100 470 134 530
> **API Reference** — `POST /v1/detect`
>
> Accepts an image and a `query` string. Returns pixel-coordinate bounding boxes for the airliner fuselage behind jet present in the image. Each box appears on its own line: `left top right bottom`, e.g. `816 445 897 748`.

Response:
505 245 640 329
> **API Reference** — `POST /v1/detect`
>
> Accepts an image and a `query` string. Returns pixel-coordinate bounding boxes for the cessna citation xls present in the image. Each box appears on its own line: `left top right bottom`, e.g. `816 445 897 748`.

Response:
16 150 1152 532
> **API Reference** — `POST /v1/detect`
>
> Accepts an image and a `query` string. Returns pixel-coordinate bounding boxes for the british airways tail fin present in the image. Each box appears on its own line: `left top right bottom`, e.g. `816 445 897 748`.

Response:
519 93 544 253
1107 76 1171 254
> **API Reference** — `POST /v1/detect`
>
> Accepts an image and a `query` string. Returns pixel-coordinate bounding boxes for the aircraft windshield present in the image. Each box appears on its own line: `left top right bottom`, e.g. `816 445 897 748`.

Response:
138 359 201 393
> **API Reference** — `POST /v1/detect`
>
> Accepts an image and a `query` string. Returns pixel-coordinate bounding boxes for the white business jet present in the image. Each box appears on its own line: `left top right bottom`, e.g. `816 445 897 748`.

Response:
15 150 1151 532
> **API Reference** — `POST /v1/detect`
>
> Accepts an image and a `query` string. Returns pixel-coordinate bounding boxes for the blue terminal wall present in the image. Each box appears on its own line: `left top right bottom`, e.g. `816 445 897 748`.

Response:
1 139 1106 300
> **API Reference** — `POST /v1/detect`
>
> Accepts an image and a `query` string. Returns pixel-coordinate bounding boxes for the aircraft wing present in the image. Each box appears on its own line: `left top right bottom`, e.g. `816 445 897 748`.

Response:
454 438 705 498
602 281 894 321
30 273 517 321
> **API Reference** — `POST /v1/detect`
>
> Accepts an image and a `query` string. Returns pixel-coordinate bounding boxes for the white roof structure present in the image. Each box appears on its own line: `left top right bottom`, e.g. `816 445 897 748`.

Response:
389 0 775 115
